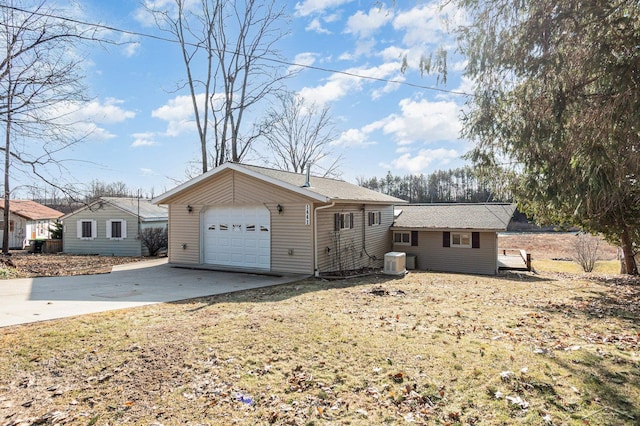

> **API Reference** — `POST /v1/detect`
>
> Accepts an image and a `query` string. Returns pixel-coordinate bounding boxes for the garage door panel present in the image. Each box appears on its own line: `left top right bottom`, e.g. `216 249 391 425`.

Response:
204 206 270 270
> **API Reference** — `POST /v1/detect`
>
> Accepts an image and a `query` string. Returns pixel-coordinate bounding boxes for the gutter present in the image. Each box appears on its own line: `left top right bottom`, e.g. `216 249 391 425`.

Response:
313 202 335 278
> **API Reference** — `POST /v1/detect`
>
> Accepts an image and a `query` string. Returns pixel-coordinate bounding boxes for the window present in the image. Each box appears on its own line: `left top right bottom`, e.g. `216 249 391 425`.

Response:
77 220 97 240
106 219 127 240
444 231 480 249
452 232 471 247
368 211 381 226
394 231 411 245
334 212 354 231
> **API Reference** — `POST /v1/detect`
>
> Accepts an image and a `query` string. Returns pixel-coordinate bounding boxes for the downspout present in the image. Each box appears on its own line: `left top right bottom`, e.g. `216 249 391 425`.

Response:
314 202 335 277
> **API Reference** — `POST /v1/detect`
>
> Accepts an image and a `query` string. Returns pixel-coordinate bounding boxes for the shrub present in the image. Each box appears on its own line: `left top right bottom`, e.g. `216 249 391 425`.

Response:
573 233 600 272
48 222 63 239
140 227 168 256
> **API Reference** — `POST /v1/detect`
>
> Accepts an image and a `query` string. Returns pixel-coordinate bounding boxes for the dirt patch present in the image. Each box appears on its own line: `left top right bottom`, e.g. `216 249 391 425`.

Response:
0 252 144 279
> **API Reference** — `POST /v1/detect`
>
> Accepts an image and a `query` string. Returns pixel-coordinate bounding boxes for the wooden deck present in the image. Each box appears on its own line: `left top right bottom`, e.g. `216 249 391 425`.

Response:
498 249 532 271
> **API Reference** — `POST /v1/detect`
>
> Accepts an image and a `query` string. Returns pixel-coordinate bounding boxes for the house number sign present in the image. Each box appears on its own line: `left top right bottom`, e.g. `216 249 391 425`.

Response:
305 204 310 225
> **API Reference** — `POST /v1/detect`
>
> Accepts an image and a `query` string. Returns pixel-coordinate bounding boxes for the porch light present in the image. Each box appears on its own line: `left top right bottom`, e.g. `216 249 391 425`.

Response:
277 204 283 214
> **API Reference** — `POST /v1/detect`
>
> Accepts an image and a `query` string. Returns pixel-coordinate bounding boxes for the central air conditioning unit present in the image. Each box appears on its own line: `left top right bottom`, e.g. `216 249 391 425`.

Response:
383 252 407 276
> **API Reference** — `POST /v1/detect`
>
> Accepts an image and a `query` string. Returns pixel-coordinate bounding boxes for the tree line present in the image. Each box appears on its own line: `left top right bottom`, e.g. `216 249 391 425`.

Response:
357 167 510 204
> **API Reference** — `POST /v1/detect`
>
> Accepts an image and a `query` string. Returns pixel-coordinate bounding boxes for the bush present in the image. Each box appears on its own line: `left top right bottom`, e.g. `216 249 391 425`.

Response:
140 227 168 256
573 233 600 272
49 222 63 239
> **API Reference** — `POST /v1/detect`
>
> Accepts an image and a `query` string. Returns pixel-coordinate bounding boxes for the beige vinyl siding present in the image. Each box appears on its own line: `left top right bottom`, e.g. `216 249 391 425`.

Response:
164 170 315 273
63 205 143 256
394 230 498 275
167 203 201 264
270 203 314 274
316 204 394 273
166 169 307 205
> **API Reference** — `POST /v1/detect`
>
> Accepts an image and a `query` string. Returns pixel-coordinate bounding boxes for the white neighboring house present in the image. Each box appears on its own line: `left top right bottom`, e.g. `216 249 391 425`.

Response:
62 197 168 256
0 199 64 249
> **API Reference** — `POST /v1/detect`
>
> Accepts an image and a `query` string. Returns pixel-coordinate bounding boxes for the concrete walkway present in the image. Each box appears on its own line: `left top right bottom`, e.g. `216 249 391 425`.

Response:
0 258 307 328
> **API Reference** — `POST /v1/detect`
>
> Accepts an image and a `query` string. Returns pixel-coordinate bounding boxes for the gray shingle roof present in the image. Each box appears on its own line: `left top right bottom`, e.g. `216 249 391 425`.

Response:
392 203 516 231
102 197 168 221
240 164 406 204
153 162 407 205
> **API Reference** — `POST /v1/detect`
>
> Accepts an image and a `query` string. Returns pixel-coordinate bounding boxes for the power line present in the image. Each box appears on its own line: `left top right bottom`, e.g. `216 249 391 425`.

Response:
0 3 473 97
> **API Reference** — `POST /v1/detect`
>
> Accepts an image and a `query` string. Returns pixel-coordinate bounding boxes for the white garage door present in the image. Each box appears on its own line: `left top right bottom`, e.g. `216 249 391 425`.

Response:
203 206 270 270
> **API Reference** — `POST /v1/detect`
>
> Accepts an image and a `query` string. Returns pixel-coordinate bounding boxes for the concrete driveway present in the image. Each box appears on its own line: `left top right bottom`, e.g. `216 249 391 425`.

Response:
0 258 307 328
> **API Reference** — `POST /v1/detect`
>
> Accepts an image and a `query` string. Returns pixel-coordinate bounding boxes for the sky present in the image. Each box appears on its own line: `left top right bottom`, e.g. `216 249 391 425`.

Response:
10 0 473 198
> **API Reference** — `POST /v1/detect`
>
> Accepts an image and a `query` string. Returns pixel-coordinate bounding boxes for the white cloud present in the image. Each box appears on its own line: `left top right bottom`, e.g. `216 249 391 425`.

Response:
334 128 374 147
391 148 460 174
299 62 401 105
382 98 461 144
306 18 331 34
140 168 154 176
122 41 141 57
333 120 384 147
392 2 463 48
131 132 157 148
152 94 207 136
289 52 318 73
345 6 393 39
295 0 353 17
76 98 136 124
43 98 135 141
298 73 361 105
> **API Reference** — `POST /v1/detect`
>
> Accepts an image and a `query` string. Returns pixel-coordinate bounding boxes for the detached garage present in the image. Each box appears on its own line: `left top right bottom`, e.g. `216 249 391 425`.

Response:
153 162 406 276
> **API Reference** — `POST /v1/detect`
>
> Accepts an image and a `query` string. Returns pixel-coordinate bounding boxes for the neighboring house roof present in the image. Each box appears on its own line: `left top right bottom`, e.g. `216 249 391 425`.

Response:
153 162 407 205
61 197 168 222
0 199 64 220
392 203 516 231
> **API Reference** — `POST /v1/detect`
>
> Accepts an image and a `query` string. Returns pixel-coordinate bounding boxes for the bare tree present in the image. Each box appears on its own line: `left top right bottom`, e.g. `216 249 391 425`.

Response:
1 0 90 254
261 92 342 177
145 0 289 174
573 233 601 273
139 227 168 257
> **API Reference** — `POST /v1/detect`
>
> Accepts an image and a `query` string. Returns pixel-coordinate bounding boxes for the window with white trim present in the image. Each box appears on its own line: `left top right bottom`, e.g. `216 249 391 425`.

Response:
393 231 411 245
77 220 97 240
451 232 471 248
106 219 127 240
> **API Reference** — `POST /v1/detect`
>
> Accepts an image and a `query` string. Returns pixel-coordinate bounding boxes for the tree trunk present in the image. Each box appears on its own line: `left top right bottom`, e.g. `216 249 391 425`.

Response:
620 225 638 275
3 79 11 255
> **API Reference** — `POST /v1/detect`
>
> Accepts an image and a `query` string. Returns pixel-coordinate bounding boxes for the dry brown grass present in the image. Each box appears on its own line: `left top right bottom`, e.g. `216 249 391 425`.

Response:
1 234 638 424
1 269 639 425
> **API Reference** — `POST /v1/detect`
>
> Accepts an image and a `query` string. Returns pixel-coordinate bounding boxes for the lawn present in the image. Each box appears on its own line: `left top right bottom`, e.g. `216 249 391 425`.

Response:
1 268 639 425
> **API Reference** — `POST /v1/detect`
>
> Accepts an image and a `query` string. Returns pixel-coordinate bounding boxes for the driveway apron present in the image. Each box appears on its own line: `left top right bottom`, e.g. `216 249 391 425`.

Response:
0 258 306 327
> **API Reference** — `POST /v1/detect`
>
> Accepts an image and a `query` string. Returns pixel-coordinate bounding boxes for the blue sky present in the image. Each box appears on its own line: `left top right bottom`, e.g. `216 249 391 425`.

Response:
18 0 472 197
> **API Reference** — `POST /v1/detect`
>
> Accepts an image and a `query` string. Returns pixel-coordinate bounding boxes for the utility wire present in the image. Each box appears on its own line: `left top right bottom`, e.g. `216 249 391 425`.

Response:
0 3 473 97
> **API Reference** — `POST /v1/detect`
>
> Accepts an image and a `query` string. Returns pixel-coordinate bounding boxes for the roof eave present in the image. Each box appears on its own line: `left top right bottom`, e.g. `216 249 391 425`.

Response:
153 163 331 204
